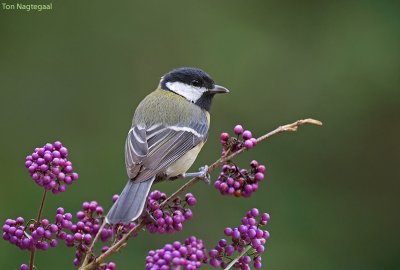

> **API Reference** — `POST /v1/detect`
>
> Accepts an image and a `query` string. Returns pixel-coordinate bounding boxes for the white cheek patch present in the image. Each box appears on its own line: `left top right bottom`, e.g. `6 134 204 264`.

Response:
166 81 207 102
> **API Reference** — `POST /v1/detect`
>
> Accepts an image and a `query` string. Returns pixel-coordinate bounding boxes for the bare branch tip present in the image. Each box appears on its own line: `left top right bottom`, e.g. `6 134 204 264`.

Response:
304 118 323 126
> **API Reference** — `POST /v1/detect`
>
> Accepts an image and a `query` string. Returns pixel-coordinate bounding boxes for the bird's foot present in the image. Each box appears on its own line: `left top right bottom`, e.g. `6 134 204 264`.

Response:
182 165 210 184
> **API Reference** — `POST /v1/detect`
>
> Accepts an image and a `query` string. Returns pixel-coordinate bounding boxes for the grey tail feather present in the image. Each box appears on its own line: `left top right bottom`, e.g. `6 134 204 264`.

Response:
106 177 155 224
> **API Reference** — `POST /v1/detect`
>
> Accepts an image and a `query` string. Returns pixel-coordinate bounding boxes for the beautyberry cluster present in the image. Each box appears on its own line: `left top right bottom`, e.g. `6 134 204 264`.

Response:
54 198 121 269
5 141 120 269
144 191 197 234
220 125 257 154
25 141 78 194
2 217 58 251
55 201 112 266
214 160 266 197
146 236 207 270
209 208 270 269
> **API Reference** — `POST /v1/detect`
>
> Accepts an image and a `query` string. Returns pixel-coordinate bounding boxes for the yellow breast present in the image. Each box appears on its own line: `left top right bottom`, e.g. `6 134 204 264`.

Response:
165 142 205 177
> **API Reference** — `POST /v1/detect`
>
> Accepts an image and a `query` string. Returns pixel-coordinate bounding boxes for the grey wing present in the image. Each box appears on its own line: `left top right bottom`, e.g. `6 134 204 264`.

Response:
125 125 148 179
125 121 208 182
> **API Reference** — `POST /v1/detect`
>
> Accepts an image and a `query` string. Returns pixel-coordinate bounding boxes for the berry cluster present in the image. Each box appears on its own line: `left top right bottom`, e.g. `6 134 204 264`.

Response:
146 236 207 270
214 160 266 197
208 208 270 269
25 141 78 194
144 191 197 234
54 200 121 269
53 207 73 240
2 217 58 251
220 125 257 155
5 141 120 269
3 201 118 269
57 202 112 266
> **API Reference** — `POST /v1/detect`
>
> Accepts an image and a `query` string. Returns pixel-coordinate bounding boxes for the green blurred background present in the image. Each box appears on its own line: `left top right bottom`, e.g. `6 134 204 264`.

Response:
1 0 399 269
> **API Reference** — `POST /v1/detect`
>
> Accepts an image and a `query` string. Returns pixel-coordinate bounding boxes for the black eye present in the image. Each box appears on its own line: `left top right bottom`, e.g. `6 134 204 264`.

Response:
191 80 201 87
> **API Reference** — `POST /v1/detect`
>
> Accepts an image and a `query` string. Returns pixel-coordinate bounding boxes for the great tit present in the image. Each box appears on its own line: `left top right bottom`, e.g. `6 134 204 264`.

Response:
106 67 229 224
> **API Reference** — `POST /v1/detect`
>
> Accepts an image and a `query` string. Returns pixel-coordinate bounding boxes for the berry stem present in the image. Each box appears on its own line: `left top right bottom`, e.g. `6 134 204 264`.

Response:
82 220 107 266
29 189 48 270
224 245 252 270
79 118 322 270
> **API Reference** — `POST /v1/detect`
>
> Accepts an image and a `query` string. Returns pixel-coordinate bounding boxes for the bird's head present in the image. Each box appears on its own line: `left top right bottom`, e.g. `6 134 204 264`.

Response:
160 67 229 111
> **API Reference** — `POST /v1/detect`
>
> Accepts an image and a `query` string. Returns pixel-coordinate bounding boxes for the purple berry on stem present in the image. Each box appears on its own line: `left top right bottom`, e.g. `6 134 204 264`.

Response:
242 130 252 140
234 125 244 135
244 140 254 149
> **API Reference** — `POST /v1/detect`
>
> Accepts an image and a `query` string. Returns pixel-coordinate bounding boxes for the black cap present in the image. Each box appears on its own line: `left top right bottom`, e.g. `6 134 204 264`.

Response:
161 67 215 90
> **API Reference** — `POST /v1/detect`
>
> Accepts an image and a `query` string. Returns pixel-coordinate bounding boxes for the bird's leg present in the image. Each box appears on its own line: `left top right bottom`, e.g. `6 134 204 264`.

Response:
180 165 211 184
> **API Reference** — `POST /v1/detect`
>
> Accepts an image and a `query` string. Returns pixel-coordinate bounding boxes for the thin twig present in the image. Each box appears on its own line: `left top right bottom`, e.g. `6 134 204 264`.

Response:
224 245 252 270
81 220 107 266
79 118 322 270
29 189 48 270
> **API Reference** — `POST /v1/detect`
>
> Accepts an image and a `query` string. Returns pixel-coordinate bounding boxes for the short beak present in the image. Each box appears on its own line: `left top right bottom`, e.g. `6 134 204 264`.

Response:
209 84 230 94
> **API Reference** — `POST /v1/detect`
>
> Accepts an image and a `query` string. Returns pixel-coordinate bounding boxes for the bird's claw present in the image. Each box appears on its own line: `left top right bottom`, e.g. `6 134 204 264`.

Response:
181 165 210 184
198 165 210 185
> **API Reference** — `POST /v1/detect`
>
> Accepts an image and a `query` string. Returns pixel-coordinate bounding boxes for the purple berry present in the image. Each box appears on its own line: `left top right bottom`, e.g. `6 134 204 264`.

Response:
54 141 62 149
257 165 266 174
64 176 73 185
210 258 221 267
254 261 262 269
50 239 58 247
224 227 233 236
250 137 257 145
261 213 270 222
242 130 252 140
83 234 92 244
251 208 259 217
220 132 229 142
234 125 244 135
64 165 73 173
112 194 119 203
254 172 264 181
16 217 24 224
36 227 45 236
59 147 68 157
186 196 197 206
250 160 259 168
71 172 79 181
244 140 254 149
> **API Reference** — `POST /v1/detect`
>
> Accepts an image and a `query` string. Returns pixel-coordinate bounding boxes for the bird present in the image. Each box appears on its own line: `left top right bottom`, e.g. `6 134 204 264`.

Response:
106 67 229 224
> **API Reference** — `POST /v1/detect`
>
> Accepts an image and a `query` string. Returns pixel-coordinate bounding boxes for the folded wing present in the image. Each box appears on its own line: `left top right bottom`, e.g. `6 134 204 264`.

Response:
125 120 208 182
